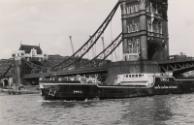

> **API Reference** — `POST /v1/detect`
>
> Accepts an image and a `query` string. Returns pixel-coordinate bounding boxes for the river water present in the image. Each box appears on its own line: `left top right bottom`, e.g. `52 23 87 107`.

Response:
1 94 194 125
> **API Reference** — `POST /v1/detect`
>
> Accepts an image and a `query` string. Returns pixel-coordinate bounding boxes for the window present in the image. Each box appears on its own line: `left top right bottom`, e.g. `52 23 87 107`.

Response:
135 24 139 32
127 19 139 33
126 7 130 14
127 25 131 33
146 4 150 12
147 20 152 32
160 23 163 34
126 4 139 14
128 40 132 53
127 38 140 54
130 24 134 32
134 5 139 12
31 48 37 57
136 39 140 53
131 6 134 13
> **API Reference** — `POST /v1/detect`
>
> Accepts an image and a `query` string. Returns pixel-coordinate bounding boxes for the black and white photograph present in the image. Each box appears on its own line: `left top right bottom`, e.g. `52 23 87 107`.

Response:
0 0 194 124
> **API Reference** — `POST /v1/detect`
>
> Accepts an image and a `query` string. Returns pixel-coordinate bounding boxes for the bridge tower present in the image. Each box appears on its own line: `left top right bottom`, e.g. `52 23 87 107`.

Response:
120 0 169 61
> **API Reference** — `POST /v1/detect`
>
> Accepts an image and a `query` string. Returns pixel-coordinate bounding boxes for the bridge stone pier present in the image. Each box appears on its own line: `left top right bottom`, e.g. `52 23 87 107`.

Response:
14 59 22 86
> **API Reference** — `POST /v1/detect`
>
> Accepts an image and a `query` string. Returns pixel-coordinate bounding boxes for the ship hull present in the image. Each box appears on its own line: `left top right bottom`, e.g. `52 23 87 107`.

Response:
40 85 153 100
98 86 153 99
153 78 194 95
41 84 98 100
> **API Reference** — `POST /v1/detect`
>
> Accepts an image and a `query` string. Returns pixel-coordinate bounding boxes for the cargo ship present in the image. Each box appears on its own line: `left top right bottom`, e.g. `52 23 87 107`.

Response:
39 70 194 100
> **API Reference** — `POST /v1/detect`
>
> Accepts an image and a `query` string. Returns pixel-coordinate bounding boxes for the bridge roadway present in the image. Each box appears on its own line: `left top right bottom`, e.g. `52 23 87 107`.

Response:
158 58 194 74
23 65 108 79
23 58 194 79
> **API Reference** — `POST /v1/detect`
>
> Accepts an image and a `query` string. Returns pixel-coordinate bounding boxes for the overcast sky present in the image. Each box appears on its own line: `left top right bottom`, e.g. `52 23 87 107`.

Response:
0 0 194 59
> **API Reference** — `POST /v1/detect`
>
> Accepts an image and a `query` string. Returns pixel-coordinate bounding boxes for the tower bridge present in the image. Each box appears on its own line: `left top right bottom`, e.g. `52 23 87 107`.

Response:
1 0 194 86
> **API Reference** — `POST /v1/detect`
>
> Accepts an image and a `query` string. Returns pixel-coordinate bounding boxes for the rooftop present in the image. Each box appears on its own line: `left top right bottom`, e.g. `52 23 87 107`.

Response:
19 44 43 54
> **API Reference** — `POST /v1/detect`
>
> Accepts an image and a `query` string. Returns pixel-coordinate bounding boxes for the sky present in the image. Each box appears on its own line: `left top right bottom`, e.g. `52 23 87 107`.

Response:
0 0 194 59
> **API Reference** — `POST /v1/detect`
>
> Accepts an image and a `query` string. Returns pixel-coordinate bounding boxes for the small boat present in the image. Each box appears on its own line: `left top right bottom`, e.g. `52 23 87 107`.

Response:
0 88 39 95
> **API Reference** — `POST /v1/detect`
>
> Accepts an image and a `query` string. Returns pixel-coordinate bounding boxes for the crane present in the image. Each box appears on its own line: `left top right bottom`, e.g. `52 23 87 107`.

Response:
69 35 75 54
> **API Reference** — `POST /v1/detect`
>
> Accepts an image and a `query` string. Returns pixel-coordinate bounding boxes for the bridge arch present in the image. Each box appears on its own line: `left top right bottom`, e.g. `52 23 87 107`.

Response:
173 66 194 77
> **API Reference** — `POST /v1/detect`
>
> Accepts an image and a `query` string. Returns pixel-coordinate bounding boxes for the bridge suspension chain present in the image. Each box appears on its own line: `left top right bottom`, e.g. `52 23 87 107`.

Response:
67 33 122 68
88 33 122 66
51 1 121 71
0 64 13 79
22 60 47 73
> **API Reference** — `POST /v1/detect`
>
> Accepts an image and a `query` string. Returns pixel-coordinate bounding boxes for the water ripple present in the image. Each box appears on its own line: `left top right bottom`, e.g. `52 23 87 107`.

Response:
1 94 194 125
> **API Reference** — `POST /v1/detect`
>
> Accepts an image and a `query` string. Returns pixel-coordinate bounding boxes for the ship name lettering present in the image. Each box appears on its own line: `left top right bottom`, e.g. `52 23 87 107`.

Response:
73 90 83 94
154 86 177 89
